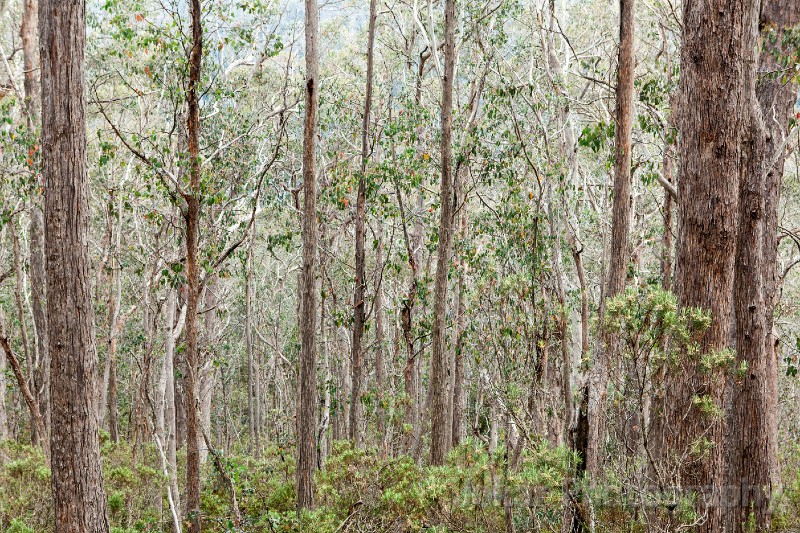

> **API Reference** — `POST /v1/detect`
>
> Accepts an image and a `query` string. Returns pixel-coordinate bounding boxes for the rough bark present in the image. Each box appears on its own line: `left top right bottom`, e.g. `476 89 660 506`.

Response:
297 0 320 510
40 0 111 529
349 0 378 447
653 1 760 530
429 0 457 466
725 3 800 530
184 0 204 529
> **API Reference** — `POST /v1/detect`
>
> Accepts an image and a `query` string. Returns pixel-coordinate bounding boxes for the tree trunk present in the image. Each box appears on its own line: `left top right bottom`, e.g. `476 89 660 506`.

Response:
451 207 467 448
184 0 204 529
374 224 387 448
40 0 111 529
759 0 800 496
725 3 800 530
594 0 635 471
10 224 42 448
611 0 637 468
246 229 259 456
297 0 320 511
0 311 47 457
21 0 49 440
429 0 457 466
653 1 760 530
161 292 183 529
349 0 378 447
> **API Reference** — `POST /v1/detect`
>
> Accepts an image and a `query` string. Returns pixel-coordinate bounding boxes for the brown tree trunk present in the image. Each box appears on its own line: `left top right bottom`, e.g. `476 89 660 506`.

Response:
725 3 800 530
572 1 635 498
40 0 110 529
184 0 204 530
429 0 457 467
759 0 800 496
349 0 378 447
653 1 760 530
297 0 320 511
610 0 638 469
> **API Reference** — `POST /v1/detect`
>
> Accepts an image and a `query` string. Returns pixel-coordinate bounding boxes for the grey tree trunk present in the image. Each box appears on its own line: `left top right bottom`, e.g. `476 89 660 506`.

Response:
40 0 111 529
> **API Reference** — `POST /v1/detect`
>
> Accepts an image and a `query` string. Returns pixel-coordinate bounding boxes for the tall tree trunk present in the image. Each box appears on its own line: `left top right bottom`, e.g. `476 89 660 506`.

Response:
349 0 378 447
40 0 111 529
725 3 800 530
184 0 204 529
611 0 638 470
758 0 800 495
429 0 457 467
598 0 635 471
297 0 320 510
21 0 49 440
653 1 760 530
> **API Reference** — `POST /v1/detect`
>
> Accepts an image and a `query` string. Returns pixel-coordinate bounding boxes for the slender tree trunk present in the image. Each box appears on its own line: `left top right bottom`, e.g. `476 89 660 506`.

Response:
105 192 123 444
611 0 637 467
0 311 47 457
349 0 378 447
652 2 760 530
451 207 467 448
40 0 110 529
429 0 457 467
21 0 49 440
246 229 259 456
586 0 635 477
162 292 183 529
184 0 204 529
374 226 387 448
660 146 674 291
10 225 43 448
297 0 320 510
759 0 800 494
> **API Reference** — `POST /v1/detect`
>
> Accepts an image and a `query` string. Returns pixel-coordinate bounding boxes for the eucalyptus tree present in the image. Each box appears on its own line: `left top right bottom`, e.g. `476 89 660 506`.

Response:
40 0 111 529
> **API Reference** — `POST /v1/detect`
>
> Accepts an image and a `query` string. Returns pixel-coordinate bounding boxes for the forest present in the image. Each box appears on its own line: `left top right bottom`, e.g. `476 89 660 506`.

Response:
0 0 799 531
